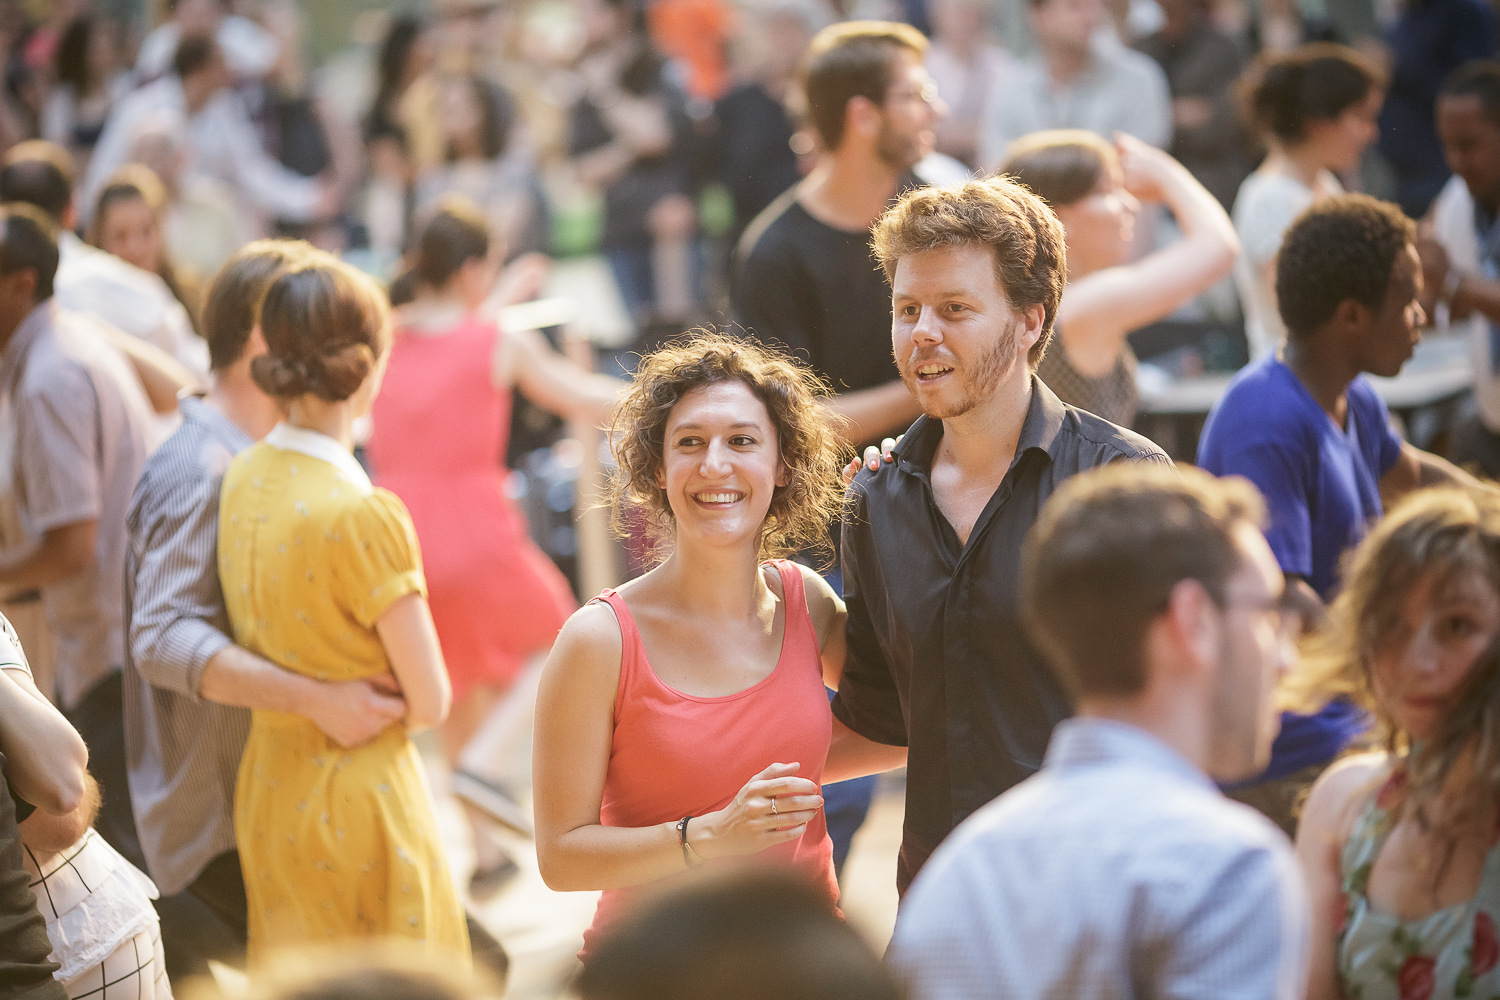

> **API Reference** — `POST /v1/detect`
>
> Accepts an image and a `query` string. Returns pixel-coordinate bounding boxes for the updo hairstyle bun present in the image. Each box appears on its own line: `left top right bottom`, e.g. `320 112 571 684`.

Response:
250 259 391 402
1243 42 1384 144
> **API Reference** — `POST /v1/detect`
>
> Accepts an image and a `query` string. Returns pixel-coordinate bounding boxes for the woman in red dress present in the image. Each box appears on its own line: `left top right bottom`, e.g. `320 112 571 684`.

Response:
367 196 621 893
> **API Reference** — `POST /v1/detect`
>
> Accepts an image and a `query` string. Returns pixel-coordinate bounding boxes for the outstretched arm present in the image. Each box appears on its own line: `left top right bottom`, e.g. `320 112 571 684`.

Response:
498 326 625 427
1054 135 1240 376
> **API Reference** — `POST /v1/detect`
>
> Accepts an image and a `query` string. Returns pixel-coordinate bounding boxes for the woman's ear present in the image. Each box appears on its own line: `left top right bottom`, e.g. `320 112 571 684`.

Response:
775 459 789 489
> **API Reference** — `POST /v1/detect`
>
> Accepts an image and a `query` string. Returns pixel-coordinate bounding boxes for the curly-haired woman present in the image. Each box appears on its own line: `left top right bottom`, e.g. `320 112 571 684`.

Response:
217 258 468 964
1292 487 1500 1000
533 331 897 958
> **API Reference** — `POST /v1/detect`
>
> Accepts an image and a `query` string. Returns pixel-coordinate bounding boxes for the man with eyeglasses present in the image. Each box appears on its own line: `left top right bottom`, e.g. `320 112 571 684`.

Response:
1198 194 1489 834
890 464 1311 1000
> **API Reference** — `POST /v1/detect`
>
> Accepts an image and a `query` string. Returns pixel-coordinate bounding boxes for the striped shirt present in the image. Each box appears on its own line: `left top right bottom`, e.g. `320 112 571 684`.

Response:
123 395 252 895
889 718 1310 1000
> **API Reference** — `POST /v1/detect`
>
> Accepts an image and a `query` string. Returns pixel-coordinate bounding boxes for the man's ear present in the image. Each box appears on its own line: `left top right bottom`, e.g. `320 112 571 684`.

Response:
845 95 881 143
62 202 78 235
1017 303 1046 357
1332 297 1371 335
1161 577 1219 679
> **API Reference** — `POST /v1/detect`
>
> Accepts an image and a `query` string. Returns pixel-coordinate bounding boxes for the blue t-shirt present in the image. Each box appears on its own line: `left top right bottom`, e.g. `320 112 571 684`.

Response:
1199 356 1400 781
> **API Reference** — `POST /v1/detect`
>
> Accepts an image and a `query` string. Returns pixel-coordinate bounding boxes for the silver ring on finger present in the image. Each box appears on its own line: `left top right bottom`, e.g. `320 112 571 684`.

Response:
771 797 778 817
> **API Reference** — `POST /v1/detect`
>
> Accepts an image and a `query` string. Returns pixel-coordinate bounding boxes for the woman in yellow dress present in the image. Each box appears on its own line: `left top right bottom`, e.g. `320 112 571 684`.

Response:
217 257 469 964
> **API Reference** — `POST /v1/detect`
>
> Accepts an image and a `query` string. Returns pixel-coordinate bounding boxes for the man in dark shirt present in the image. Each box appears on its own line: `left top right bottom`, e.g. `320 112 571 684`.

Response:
831 177 1172 894
735 20 939 447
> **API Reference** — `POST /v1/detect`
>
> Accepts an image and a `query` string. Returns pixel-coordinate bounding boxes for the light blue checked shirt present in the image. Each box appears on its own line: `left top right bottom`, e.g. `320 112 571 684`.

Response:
889 717 1310 1000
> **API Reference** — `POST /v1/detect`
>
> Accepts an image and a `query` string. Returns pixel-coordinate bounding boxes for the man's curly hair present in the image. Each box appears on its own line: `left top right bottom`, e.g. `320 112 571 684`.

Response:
1276 193 1416 338
607 331 848 565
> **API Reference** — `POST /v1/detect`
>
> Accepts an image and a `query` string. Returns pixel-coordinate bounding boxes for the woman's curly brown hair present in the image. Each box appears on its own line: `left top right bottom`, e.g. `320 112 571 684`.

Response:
607 330 849 565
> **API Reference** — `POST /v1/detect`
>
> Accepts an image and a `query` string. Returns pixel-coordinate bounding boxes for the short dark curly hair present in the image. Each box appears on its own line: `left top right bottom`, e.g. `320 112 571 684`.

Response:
1276 193 1416 339
607 331 848 565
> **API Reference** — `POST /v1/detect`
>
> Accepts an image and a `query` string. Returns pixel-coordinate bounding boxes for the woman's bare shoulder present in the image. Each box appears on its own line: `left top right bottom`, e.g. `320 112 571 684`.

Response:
548 600 625 681
1301 750 1392 841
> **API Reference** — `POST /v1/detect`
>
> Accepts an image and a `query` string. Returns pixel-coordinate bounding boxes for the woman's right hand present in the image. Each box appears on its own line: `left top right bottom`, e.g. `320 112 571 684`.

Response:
692 763 823 859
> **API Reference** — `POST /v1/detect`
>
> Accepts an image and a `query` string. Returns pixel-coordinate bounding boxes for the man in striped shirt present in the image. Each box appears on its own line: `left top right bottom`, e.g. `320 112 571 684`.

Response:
123 241 407 982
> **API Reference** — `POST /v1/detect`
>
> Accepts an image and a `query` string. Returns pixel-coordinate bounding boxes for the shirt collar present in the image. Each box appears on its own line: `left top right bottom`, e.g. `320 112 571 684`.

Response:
1045 716 1216 791
893 374 1072 475
263 422 372 495
0 300 55 394
179 394 254 452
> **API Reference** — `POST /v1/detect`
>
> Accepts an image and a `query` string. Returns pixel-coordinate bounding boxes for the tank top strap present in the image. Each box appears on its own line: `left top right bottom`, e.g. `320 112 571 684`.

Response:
592 589 646 723
768 560 822 675
1340 768 1406 897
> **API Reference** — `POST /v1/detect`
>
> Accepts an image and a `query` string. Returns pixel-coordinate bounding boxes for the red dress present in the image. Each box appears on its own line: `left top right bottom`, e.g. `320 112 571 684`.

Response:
368 314 575 700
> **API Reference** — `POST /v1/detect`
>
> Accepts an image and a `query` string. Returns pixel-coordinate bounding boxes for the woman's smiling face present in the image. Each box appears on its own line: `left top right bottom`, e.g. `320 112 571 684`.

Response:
659 380 786 550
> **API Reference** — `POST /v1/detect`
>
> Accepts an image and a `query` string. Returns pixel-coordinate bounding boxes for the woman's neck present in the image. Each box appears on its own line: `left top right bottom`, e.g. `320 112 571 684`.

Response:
1264 143 1326 190
286 395 357 450
646 536 774 622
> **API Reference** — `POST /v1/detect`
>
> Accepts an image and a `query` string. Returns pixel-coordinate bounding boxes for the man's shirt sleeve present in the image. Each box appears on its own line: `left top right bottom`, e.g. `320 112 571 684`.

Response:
14 364 101 534
1157 841 1311 1000
830 484 908 746
127 464 233 699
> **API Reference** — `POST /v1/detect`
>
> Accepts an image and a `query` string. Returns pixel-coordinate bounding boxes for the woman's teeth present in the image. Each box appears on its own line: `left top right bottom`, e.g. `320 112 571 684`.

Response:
695 492 742 503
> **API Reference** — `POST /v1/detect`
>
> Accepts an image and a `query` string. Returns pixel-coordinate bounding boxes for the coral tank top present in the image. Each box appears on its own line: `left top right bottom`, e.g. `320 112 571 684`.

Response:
581 560 839 957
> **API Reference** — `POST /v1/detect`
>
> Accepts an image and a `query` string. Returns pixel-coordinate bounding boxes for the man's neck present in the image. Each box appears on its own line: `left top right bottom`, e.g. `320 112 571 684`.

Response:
798 147 903 233
1044 40 1092 86
1075 695 1211 776
1281 335 1357 423
205 368 280 441
933 365 1033 479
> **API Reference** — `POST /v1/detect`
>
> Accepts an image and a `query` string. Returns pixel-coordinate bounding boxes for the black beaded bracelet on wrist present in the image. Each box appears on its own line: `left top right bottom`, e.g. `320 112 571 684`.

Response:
676 815 703 869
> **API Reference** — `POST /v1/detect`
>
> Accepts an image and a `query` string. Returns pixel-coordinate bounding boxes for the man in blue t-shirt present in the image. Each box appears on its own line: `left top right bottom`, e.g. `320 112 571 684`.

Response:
1199 194 1484 832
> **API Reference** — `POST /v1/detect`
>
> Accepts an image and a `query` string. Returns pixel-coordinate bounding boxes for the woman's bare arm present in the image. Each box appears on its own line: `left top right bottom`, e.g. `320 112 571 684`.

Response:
375 592 452 732
0 665 87 815
1055 135 1240 377
497 326 625 426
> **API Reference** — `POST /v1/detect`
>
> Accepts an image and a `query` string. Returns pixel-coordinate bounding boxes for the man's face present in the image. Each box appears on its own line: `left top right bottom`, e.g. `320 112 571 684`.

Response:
1438 94 1500 210
875 49 942 172
1355 245 1425 379
1206 524 1295 783
890 243 1034 420
1030 0 1102 56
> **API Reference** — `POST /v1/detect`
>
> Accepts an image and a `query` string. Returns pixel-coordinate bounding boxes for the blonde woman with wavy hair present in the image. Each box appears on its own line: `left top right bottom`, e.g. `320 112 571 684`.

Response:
1293 487 1500 1000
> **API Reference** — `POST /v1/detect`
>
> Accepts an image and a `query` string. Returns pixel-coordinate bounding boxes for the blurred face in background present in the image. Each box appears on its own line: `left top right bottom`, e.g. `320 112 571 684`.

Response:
1438 93 1500 210
877 48 943 172
1305 86 1383 176
439 78 483 159
1054 162 1139 275
931 0 989 48
1030 0 1102 58
96 195 163 274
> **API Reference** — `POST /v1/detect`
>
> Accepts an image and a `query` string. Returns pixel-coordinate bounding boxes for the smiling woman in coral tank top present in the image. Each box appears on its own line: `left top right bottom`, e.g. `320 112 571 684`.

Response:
533 331 903 959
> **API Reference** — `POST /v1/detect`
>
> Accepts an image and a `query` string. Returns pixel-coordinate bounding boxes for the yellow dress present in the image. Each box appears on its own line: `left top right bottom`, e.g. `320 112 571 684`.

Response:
218 423 469 965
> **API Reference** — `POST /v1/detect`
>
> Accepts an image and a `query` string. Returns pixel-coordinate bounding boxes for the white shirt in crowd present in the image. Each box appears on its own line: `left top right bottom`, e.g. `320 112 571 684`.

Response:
977 34 1171 171
54 232 207 379
889 717 1310 1000
82 75 321 231
1231 168 1343 360
1431 174 1500 434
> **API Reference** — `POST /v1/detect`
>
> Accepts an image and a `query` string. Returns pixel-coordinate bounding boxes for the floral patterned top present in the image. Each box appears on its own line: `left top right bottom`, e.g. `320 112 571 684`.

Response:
1337 770 1500 1000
